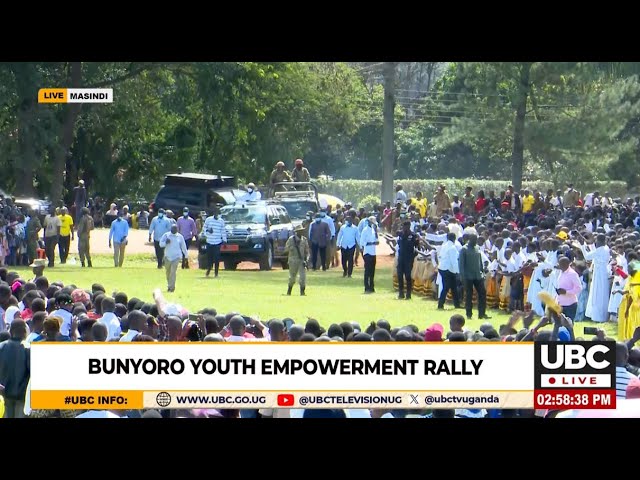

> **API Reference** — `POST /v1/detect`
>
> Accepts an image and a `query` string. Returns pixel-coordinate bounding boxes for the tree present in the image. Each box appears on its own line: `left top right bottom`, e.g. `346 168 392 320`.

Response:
433 62 640 189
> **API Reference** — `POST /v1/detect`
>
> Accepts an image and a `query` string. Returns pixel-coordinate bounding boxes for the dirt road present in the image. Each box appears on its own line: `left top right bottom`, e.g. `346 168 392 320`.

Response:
75 228 394 270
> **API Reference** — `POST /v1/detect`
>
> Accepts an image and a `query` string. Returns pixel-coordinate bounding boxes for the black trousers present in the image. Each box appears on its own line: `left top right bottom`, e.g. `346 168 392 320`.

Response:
364 254 376 292
182 238 192 268
341 246 355 276
397 260 414 297
562 303 578 320
464 279 486 318
153 241 164 268
58 235 70 263
206 243 222 275
438 269 460 308
311 243 327 271
45 235 58 267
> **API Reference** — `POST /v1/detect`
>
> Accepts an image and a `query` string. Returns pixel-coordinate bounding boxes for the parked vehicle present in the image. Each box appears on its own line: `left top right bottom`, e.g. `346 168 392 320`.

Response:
150 172 241 217
13 197 52 222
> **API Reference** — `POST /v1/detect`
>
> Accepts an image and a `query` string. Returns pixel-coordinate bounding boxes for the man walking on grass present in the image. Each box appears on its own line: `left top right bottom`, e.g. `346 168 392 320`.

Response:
57 207 74 264
77 207 94 268
43 206 61 268
149 208 173 269
109 211 129 267
160 224 188 292
177 207 198 269
285 226 309 296
203 207 227 278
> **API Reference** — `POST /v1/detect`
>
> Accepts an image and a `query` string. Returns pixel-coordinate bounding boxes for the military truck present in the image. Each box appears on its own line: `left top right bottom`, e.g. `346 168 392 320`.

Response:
267 182 320 228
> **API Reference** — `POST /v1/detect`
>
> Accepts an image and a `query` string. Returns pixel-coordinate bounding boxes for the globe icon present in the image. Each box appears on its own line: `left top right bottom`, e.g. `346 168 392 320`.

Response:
156 392 172 408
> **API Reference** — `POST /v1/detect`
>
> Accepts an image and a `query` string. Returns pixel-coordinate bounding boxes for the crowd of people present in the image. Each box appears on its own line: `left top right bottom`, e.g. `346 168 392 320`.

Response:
3 180 640 418
0 269 638 418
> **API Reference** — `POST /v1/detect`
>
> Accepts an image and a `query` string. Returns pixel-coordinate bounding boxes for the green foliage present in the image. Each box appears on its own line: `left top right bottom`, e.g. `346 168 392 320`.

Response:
0 62 639 203
430 63 640 188
358 194 382 211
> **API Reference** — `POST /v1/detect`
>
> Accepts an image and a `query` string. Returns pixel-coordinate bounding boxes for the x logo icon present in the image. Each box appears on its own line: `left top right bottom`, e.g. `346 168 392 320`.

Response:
409 394 419 405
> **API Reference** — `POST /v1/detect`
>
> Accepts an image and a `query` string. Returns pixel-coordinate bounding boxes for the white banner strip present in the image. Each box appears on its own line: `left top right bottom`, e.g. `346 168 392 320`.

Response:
31 343 535 391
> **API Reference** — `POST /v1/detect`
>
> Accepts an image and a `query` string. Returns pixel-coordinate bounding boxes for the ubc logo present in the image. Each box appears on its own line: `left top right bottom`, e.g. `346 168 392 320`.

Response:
540 344 611 370
534 341 616 390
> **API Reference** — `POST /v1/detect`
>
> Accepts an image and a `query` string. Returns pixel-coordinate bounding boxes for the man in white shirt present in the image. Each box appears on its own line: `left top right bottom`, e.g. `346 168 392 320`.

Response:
437 233 461 310
159 225 189 292
395 184 408 204
336 217 360 278
360 216 379 294
236 183 262 202
583 192 595 208
463 220 478 237
447 217 463 240
120 310 146 342
99 297 122 340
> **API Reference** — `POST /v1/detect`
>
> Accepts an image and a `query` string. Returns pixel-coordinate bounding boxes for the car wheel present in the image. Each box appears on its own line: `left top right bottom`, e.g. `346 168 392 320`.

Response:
259 242 273 271
224 260 238 271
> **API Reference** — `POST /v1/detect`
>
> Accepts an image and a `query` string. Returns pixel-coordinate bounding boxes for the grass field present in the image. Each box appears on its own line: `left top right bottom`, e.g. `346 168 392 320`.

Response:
11 254 619 338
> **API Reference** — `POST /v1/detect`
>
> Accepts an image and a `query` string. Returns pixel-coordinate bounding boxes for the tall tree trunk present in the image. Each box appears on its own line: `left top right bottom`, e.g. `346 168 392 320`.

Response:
510 63 531 192
50 62 82 206
381 62 396 203
12 63 39 196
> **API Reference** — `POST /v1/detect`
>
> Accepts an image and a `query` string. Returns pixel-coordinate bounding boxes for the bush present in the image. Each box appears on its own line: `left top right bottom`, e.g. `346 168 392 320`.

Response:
314 178 629 206
358 194 382 212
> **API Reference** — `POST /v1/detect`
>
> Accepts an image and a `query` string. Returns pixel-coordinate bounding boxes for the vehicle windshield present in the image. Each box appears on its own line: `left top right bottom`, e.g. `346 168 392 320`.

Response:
221 206 266 224
281 200 318 220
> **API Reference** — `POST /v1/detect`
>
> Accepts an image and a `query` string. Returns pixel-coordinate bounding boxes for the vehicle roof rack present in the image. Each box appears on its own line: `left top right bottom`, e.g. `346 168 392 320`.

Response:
268 181 318 200
164 172 236 188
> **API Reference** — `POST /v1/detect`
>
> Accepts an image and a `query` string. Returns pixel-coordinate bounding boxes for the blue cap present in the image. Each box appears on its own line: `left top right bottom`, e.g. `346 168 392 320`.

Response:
558 326 571 342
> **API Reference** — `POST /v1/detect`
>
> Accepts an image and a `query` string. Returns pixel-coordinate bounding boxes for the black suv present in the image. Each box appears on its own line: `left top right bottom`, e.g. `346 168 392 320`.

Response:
151 173 241 216
219 201 294 270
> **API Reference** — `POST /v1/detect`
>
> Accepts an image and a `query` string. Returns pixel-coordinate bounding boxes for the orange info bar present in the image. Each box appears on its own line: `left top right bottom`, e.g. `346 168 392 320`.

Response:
31 390 143 409
30 390 533 410
38 88 113 103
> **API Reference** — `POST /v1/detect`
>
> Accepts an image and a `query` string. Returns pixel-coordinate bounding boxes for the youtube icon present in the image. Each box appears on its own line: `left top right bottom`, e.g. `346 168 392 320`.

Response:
277 394 294 407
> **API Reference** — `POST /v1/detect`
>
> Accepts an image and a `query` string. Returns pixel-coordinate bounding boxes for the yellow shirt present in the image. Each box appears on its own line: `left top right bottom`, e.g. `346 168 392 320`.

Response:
522 195 535 213
58 214 74 236
411 198 428 218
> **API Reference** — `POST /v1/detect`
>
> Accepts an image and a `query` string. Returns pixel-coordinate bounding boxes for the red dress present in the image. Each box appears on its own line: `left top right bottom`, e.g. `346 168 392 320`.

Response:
475 198 487 212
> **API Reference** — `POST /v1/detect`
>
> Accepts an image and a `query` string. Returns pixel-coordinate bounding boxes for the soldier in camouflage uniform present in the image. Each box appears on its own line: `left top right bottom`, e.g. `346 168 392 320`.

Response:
26 212 42 265
270 161 292 192
77 207 94 267
285 226 309 296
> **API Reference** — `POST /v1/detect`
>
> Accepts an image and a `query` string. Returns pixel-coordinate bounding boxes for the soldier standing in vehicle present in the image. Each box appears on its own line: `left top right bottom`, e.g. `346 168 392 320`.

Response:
285 226 309 296
270 161 292 191
291 159 311 183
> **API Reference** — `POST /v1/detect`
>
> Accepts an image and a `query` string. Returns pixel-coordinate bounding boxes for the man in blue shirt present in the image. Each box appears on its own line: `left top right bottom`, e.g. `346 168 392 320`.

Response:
148 208 173 269
337 217 360 278
109 211 130 267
